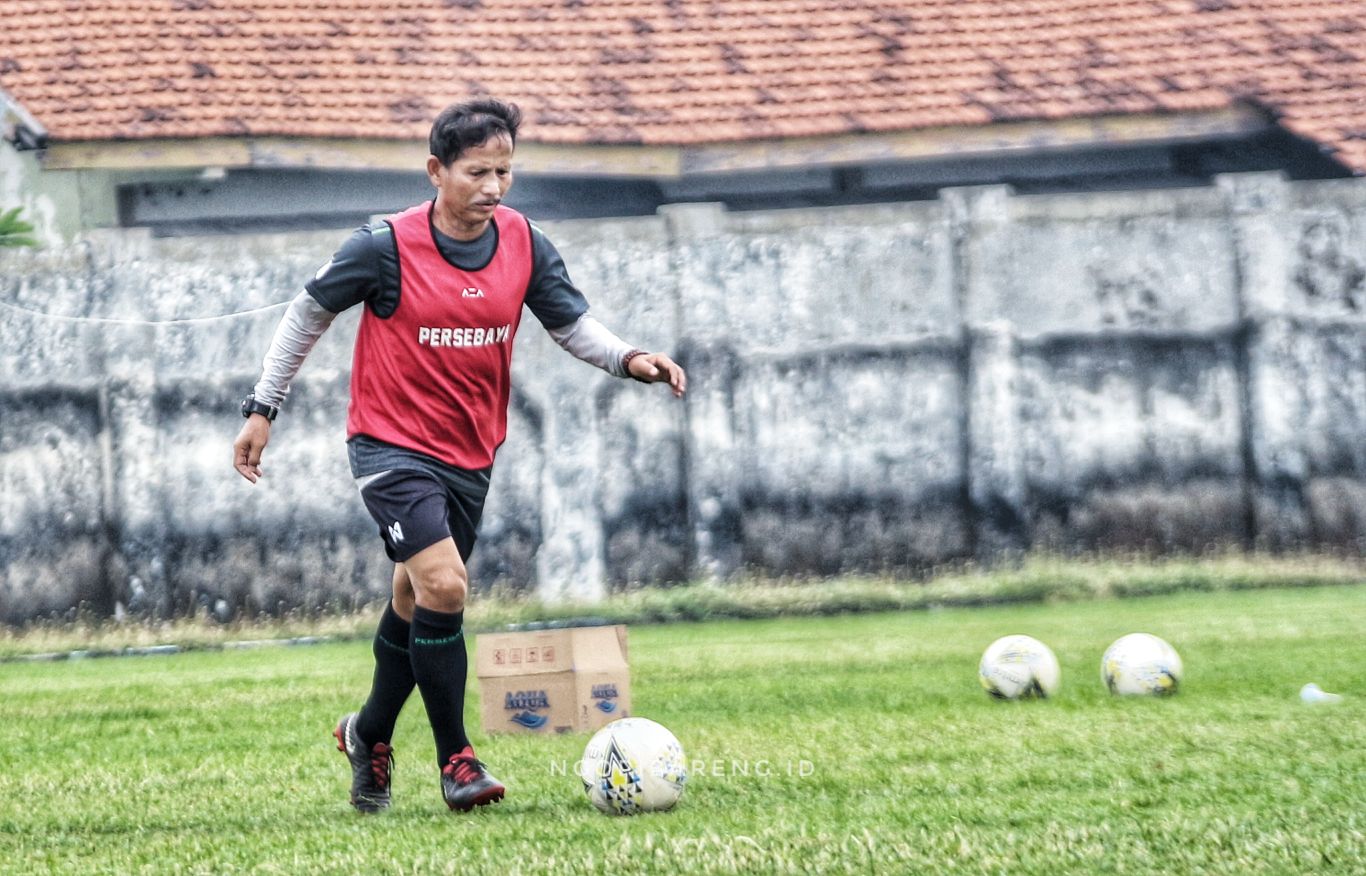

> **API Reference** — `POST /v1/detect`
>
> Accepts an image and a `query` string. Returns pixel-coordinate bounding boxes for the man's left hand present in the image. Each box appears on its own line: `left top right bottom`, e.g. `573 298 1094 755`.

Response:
628 353 687 398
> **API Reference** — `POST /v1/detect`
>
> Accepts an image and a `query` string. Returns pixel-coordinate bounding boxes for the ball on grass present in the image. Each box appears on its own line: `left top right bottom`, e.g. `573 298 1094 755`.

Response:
979 635 1061 699
579 717 688 815
1102 633 1183 696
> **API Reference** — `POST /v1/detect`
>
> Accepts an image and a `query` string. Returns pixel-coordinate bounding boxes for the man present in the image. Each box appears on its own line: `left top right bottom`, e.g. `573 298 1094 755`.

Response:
231 98 686 813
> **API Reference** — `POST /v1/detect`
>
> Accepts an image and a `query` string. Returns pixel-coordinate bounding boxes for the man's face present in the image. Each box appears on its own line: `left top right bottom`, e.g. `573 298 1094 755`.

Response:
427 133 514 236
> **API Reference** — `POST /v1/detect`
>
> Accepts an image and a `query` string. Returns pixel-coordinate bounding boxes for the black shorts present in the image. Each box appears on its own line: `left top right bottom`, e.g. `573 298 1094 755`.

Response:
358 469 485 563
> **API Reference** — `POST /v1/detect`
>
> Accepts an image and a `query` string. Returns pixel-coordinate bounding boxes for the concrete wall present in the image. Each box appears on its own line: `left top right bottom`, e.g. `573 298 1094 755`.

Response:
1 172 1363 622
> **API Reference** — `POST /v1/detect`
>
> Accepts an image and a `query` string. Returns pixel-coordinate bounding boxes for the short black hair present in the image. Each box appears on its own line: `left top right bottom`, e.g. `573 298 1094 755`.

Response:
428 98 522 166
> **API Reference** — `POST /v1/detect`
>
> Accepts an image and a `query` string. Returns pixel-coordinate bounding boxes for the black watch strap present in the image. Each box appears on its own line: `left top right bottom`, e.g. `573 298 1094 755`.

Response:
241 394 279 422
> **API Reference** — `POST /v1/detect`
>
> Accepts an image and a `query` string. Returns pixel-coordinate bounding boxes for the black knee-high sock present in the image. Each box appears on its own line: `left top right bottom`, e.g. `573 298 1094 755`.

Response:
409 605 471 765
354 602 416 747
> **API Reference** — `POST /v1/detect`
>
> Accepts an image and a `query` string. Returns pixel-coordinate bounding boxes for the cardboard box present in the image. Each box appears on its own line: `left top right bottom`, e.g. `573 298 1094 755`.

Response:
475 624 631 735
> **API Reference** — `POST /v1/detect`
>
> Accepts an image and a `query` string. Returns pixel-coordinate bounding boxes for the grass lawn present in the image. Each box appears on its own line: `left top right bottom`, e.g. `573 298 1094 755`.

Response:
2 584 1363 874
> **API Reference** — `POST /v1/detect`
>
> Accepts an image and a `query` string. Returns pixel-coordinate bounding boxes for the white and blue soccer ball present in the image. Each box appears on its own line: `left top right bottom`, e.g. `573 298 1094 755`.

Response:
1102 633 1183 696
579 717 687 815
979 635 1061 699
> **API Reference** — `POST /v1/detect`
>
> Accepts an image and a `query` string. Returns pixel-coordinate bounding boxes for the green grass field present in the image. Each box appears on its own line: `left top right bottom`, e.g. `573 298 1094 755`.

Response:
3 584 1364 874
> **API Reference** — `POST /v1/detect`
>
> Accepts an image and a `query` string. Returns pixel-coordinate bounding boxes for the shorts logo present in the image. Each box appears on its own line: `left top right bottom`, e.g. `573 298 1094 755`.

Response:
388 521 404 543
461 287 485 298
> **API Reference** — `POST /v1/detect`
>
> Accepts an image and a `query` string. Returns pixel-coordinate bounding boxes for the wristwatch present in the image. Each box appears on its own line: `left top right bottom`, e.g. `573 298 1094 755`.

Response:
240 393 279 422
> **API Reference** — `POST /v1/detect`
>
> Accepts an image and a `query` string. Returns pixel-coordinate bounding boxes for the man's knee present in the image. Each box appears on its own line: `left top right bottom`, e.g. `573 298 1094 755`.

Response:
412 564 468 613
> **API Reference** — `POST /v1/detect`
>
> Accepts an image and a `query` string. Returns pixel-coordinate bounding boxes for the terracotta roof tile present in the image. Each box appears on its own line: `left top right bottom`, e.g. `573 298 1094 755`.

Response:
1 0 1365 172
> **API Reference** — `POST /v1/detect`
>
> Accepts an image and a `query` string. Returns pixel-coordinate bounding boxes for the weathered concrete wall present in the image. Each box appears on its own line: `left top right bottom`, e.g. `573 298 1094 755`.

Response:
1 172 1363 621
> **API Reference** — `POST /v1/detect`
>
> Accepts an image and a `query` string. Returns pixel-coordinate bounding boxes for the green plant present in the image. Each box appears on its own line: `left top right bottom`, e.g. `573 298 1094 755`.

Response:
0 206 37 248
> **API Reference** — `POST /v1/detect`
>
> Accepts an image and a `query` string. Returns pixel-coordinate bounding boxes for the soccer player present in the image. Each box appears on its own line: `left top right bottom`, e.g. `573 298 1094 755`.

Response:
230 98 686 813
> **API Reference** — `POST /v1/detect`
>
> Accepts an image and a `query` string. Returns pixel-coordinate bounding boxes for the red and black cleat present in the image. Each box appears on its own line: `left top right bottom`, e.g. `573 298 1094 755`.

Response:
441 746 505 811
334 713 393 813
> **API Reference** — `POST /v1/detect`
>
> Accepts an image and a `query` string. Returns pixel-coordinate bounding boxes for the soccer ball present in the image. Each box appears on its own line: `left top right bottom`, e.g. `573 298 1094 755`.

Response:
979 635 1061 699
579 717 687 815
1102 633 1183 696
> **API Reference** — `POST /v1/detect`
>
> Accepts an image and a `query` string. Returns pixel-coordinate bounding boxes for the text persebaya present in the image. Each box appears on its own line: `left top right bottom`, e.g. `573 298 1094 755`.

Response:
418 324 512 348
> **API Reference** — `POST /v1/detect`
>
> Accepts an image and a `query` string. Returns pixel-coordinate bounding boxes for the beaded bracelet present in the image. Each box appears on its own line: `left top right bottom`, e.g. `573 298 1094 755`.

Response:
622 349 651 381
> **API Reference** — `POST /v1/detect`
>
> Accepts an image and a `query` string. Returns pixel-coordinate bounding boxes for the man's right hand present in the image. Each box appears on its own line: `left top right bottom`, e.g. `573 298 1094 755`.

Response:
233 415 272 483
